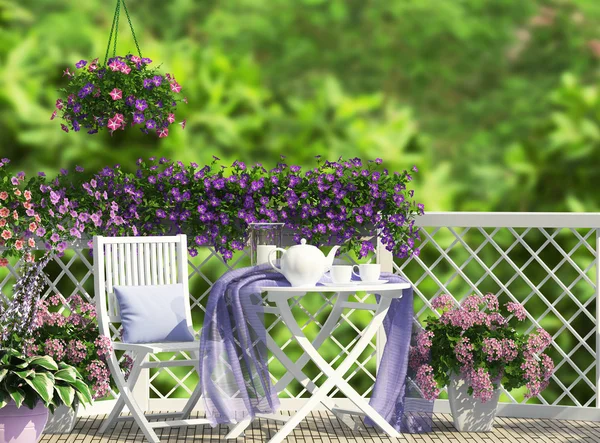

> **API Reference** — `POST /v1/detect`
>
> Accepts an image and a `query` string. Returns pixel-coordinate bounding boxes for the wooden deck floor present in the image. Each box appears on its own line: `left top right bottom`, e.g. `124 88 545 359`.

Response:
39 412 600 443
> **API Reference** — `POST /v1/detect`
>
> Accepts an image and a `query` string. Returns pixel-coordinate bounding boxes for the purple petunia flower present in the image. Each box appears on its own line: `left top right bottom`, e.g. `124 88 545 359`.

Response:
141 57 152 65
156 209 166 218
143 78 154 89
135 99 148 111
146 119 156 130
125 95 136 106
75 60 87 69
72 120 80 132
152 75 162 87
133 113 145 124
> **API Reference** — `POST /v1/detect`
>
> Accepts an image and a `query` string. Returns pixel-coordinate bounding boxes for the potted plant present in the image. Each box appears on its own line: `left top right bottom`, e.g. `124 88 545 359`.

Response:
0 257 93 443
24 293 133 433
52 0 186 137
412 293 554 432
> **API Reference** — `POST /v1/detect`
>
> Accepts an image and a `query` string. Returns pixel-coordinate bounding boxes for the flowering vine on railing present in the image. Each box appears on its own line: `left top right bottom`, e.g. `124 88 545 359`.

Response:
0 156 423 263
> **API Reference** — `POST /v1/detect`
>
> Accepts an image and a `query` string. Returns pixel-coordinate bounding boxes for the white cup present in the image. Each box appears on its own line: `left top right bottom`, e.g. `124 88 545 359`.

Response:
352 264 381 282
330 265 352 284
256 244 277 265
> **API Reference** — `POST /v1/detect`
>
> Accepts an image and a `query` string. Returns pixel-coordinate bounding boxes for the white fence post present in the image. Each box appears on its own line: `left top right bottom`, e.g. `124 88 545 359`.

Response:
596 228 600 408
376 239 394 370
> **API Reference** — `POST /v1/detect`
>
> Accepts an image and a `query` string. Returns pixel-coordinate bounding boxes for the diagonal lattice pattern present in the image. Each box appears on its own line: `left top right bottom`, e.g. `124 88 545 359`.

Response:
0 245 376 404
395 225 596 407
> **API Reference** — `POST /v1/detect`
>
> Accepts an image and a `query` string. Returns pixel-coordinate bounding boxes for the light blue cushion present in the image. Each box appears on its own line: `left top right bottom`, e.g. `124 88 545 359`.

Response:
114 284 195 344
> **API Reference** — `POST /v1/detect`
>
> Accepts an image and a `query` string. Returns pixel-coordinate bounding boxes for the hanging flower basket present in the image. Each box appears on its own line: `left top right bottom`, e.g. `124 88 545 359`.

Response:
52 0 186 137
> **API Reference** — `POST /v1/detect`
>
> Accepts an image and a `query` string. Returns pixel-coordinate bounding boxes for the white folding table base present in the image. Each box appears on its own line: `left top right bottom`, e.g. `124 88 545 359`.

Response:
226 282 409 443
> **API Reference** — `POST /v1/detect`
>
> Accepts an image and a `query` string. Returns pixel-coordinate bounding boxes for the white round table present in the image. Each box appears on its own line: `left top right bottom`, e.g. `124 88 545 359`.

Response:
226 282 410 443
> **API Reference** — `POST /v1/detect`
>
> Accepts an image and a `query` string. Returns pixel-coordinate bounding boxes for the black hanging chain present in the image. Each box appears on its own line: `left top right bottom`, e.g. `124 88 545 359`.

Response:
121 0 143 60
103 0 142 66
103 0 120 65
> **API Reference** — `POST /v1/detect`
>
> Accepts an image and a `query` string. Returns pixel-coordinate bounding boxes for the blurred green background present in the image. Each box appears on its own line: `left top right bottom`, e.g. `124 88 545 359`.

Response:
4 0 600 213
2 0 599 406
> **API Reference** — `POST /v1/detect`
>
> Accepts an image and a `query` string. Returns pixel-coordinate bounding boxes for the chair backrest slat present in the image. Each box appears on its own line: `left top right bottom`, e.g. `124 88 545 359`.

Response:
131 243 139 286
157 243 165 285
93 235 192 338
169 242 177 284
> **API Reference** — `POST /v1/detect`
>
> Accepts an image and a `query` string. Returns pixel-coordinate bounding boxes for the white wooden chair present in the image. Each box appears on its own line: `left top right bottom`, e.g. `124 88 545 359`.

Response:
93 235 208 443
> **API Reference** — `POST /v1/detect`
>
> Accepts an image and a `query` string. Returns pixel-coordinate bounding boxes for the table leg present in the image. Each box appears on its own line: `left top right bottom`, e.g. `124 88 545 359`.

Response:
266 294 401 443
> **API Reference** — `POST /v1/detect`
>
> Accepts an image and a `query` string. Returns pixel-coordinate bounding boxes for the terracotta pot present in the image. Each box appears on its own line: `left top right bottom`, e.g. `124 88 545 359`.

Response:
448 374 500 432
0 401 48 443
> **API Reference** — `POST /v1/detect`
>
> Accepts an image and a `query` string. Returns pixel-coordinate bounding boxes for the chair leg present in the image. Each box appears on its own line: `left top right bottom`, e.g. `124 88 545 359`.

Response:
99 350 148 433
179 351 204 420
101 351 161 442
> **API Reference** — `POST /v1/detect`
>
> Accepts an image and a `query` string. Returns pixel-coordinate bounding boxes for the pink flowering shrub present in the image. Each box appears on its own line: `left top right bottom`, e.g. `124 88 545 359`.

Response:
27 293 133 400
412 293 554 402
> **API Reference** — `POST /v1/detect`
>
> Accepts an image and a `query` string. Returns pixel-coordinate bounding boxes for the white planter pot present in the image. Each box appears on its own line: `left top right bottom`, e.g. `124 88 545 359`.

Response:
43 404 78 434
448 374 500 432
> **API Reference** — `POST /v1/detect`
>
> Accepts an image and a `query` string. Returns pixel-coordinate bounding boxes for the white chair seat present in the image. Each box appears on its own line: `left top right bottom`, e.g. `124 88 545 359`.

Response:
113 340 200 353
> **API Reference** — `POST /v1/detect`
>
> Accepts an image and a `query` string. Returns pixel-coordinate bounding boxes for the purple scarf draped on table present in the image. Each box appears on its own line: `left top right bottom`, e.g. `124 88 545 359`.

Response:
199 263 434 433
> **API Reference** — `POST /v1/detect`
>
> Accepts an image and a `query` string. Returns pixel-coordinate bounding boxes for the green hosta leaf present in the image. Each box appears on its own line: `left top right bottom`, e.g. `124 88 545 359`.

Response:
54 367 77 383
0 369 7 382
7 386 25 408
72 380 92 405
23 373 54 404
14 370 34 380
0 392 7 409
55 384 75 408
29 356 59 371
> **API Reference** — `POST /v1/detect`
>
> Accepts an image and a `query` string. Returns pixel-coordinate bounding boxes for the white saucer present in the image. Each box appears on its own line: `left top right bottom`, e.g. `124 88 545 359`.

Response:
357 279 388 285
322 281 359 287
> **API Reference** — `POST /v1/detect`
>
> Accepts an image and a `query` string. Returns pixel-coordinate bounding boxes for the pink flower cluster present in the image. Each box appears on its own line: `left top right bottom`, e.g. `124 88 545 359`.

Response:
23 337 39 357
431 294 455 311
526 328 552 354
94 336 113 358
66 339 88 364
482 338 518 362
409 330 434 371
506 302 527 321
467 367 495 402
87 360 111 400
415 364 439 400
454 337 474 370
44 338 66 361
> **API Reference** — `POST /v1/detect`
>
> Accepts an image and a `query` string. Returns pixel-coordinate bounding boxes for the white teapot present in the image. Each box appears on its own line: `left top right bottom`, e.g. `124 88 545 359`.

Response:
268 239 340 287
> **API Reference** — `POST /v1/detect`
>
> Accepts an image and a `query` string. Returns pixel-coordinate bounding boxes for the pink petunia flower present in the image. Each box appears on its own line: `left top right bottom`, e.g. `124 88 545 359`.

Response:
109 88 122 101
157 128 169 138
167 113 175 124
1 229 11 240
0 258 8 267
107 118 120 131
0 192 7 200
108 60 121 72
51 110 57 120
170 82 181 93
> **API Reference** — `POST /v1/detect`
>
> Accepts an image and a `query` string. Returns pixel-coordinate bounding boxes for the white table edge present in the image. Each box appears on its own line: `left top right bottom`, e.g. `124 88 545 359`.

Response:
260 282 411 292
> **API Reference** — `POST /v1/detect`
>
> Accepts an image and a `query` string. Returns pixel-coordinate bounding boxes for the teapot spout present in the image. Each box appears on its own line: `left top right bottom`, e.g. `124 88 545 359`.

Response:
325 246 341 271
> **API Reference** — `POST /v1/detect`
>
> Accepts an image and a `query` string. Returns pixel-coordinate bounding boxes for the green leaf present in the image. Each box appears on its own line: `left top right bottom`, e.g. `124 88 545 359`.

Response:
0 392 7 409
72 380 93 405
54 367 77 383
0 369 7 382
29 356 59 371
23 373 54 404
7 386 25 408
55 384 75 408
14 370 34 380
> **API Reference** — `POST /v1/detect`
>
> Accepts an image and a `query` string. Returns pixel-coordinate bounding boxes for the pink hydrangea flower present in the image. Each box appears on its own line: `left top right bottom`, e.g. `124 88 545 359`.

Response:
506 302 527 321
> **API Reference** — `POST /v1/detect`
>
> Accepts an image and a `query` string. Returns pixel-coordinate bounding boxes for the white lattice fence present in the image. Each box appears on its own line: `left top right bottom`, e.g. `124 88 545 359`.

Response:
0 240 377 409
402 212 600 410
